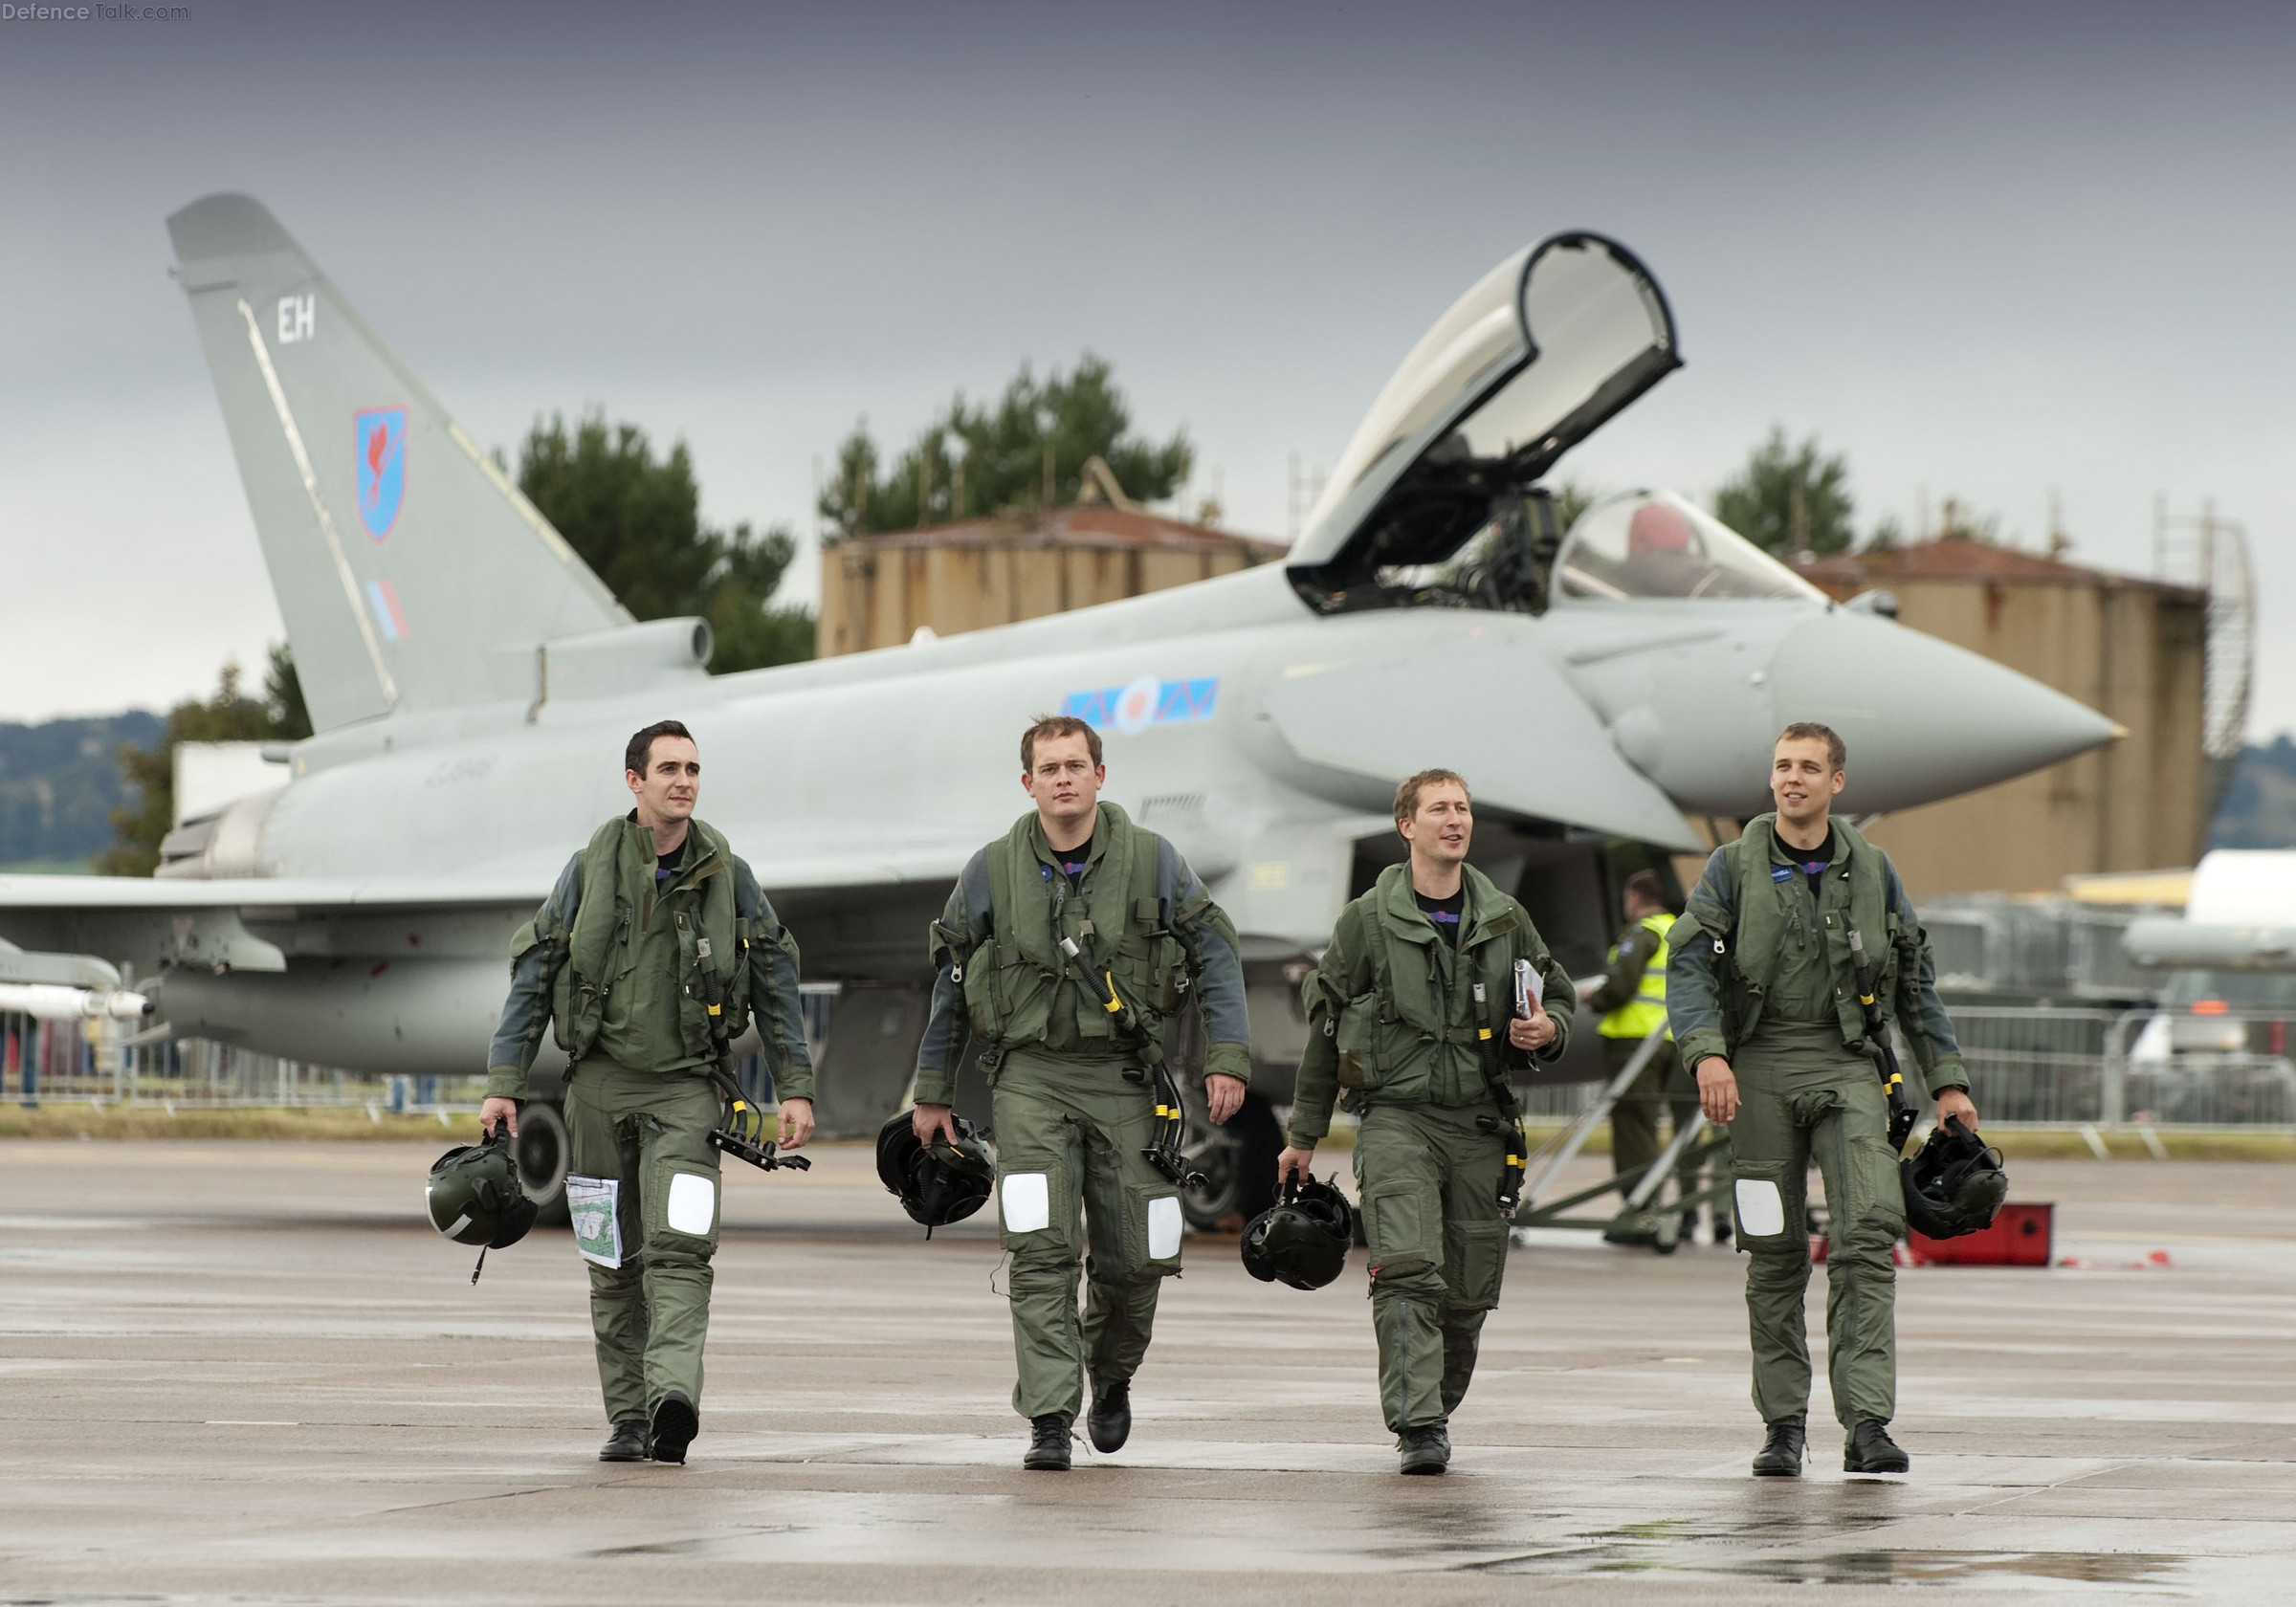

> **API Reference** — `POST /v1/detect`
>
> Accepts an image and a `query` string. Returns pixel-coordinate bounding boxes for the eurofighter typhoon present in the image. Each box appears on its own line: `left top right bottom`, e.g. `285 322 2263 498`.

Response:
0 195 2116 1211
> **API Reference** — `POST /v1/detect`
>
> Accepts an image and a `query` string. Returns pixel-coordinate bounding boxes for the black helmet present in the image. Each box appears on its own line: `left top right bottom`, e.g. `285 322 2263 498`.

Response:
876 1111 995 1235
427 1129 537 1281
1900 1114 2008 1240
1241 1176 1354 1290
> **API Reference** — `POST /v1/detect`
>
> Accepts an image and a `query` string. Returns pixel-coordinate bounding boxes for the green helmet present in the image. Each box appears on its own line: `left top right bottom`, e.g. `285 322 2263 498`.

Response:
427 1129 539 1250
875 1111 995 1236
1241 1177 1354 1290
1901 1114 2008 1241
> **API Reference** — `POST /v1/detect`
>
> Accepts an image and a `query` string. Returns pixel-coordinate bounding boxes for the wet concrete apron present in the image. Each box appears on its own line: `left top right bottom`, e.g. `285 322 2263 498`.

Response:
0 1140 2289 1604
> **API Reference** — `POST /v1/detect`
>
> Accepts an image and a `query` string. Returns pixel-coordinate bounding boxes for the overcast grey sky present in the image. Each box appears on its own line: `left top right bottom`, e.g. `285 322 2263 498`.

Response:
3 1 2291 732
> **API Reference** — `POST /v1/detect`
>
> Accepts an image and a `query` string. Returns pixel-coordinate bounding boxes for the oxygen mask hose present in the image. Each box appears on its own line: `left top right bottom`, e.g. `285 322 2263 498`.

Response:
705 1067 812 1174
1058 931 1199 1187
708 1117 813 1174
1143 1061 1207 1190
1475 1106 1530 1213
1059 933 1140 1038
1475 976 1532 1213
1847 931 1921 1152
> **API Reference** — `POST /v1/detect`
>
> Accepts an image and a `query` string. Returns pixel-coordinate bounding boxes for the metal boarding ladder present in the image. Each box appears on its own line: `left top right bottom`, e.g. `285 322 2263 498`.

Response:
1512 1023 1734 1252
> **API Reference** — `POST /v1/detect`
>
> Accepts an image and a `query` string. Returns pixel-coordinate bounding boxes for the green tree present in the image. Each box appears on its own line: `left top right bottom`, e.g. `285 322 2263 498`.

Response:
820 354 1192 536
516 411 812 673
1713 428 1856 557
263 642 313 741
1932 495 2000 542
99 649 309 876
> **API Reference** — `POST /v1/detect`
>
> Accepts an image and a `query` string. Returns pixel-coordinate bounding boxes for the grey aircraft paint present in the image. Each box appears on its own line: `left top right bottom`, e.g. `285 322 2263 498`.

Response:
0 197 2116 1140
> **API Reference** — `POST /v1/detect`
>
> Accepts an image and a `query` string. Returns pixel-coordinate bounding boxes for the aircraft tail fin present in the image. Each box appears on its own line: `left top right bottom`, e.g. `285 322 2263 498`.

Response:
166 194 653 732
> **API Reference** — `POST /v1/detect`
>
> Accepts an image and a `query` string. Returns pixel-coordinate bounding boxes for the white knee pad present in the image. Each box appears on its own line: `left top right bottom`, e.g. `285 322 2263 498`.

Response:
1001 1171 1051 1234
1734 1178 1788 1239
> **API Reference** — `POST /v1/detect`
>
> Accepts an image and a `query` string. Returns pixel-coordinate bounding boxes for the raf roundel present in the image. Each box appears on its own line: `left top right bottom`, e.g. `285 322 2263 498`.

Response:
1061 676 1221 737
1114 674 1161 737
353 406 408 540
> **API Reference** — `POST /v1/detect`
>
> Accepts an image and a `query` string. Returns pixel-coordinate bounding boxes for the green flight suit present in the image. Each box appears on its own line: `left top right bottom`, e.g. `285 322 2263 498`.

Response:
916 803 1250 1423
986 1046 1186 1420
563 1059 723 1423
487 813 813 1429
1293 864 1576 1434
1666 814 1965 1431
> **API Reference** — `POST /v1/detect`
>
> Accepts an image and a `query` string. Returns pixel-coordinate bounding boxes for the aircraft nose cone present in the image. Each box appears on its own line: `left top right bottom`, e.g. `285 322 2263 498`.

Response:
1767 610 2120 813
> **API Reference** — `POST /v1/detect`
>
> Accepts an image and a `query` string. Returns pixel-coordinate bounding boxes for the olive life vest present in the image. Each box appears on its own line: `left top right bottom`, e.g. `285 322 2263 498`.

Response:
1324 863 1537 1109
958 803 1182 1059
546 814 752 1068
1697 812 1900 1054
1598 911 1675 1041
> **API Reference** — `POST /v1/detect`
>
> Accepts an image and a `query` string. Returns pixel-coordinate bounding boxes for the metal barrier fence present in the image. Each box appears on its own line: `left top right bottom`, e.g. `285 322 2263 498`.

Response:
1 1002 810 1115
7 1002 2294 1131
1518 1005 2296 1133
1951 1005 2296 1129
1948 1006 2114 1126
0 1014 489 1112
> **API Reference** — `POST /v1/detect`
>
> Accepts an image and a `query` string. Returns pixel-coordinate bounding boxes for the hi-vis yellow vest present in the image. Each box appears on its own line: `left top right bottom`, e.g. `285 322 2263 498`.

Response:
1599 912 1674 1041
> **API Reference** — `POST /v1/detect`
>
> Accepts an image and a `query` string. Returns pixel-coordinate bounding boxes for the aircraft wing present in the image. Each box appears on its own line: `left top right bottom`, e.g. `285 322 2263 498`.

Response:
0 835 978 988
0 836 976 915
0 873 552 911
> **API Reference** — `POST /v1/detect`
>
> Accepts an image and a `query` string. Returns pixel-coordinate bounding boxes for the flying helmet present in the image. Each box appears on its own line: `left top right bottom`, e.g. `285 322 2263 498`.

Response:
427 1128 538 1281
1900 1114 2008 1240
876 1111 995 1236
1241 1176 1354 1290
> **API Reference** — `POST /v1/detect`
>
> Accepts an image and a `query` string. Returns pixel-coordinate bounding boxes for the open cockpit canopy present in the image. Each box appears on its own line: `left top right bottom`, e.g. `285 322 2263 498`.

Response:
1287 232 1680 607
1554 490 1823 604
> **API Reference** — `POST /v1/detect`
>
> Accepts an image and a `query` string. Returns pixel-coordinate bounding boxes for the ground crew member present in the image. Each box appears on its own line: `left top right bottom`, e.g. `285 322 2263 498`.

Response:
1278 769 1574 1475
912 715 1251 1471
480 719 812 1467
1580 870 1711 1244
1667 721 1977 1477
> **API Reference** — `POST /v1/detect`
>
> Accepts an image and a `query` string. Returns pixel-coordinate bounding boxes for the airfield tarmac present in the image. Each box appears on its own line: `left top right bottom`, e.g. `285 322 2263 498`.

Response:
0 1138 2290 1606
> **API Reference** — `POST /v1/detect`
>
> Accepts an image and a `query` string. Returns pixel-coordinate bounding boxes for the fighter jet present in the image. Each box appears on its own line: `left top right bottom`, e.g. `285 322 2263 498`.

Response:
0 196 2115 1213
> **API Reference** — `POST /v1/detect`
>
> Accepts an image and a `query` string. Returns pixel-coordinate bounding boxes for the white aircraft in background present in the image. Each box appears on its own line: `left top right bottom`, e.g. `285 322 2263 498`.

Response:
0 197 2116 1215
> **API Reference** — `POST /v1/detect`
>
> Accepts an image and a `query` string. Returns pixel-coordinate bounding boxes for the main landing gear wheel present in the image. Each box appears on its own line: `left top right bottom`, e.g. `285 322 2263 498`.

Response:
514 1099 571 1225
1180 1090 1283 1232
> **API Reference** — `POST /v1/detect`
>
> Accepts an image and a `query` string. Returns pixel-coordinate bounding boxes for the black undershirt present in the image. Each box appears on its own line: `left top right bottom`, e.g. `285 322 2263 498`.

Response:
1055 836 1093 887
1414 888 1467 947
1781 825 1836 898
652 836 686 885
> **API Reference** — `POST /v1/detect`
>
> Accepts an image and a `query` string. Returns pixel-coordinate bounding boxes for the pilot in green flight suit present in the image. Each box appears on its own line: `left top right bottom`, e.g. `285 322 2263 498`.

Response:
912 714 1252 1472
1581 870 1708 1242
1667 721 1978 1477
481 719 813 1467
1280 768 1575 1475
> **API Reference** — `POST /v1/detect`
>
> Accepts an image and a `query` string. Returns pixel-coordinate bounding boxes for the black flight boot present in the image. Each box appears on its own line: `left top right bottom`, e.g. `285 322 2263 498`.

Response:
1844 1419 1910 1474
1024 1413 1073 1471
599 1419 650 1463
649 1393 698 1465
1752 1417 1806 1477
1398 1424 1451 1476
1087 1378 1132 1454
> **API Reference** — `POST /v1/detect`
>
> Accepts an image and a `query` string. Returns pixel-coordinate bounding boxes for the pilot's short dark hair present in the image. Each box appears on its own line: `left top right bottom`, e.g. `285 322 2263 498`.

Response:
1623 870 1666 911
1021 714 1103 772
1394 768 1470 826
626 719 695 778
1776 721 1846 774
